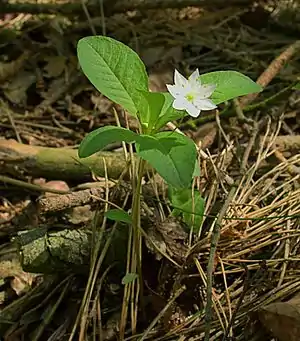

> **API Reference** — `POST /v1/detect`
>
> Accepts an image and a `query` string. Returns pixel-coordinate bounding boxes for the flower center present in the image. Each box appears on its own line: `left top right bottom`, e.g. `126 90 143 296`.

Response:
185 93 195 102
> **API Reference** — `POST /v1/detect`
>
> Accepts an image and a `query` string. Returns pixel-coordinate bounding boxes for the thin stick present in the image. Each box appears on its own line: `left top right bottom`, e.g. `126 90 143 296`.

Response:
205 122 259 340
0 0 255 16
239 40 300 108
139 285 186 341
0 174 70 195
99 0 106 36
80 0 97 35
204 185 237 341
2 102 22 143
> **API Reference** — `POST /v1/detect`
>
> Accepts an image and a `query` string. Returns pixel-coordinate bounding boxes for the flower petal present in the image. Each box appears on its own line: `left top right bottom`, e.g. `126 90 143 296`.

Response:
174 69 188 88
172 97 190 110
173 98 200 117
194 98 217 111
188 69 200 87
166 84 179 98
200 84 216 99
185 101 201 117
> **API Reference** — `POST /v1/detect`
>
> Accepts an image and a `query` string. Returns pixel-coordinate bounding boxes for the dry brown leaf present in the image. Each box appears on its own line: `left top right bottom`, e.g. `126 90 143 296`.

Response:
141 46 182 67
66 205 94 225
259 294 300 341
0 251 35 297
43 55 67 78
2 71 36 105
43 180 70 196
148 69 173 92
192 122 217 150
0 51 30 83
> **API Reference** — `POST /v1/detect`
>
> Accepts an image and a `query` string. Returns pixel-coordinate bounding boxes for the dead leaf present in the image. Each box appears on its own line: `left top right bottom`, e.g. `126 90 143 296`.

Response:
259 294 300 341
155 216 188 262
0 251 35 297
2 71 36 105
66 205 94 225
44 180 70 196
145 227 167 261
0 51 30 83
192 122 217 150
148 69 173 92
141 46 182 67
43 56 66 78
39 77 65 100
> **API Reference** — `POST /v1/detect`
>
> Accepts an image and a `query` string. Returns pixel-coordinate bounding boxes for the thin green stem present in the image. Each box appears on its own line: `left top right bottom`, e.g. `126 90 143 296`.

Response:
130 158 146 331
243 82 296 112
120 157 146 338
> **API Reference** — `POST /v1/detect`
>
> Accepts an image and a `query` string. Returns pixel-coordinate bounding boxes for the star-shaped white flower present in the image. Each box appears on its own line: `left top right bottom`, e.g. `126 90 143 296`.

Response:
166 69 217 117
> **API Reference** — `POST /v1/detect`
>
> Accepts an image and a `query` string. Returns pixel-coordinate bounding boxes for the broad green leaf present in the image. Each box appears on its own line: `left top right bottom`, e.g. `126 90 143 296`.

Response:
136 134 184 154
136 131 197 188
122 272 138 285
78 126 138 158
138 91 165 131
293 82 300 90
169 187 205 233
200 71 263 105
77 36 148 115
154 93 185 130
104 209 131 224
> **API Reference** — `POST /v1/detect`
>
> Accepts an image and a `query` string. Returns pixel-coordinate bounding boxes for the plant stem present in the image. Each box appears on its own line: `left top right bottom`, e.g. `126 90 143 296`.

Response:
130 158 146 331
120 157 145 338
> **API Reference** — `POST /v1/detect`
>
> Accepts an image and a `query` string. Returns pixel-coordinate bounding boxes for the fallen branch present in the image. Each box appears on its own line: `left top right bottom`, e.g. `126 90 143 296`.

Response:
37 187 105 213
15 225 128 274
239 40 300 108
0 139 133 181
0 0 255 16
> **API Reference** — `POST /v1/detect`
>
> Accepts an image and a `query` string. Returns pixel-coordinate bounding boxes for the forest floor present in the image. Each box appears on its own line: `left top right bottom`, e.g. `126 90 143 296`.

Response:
0 1 300 340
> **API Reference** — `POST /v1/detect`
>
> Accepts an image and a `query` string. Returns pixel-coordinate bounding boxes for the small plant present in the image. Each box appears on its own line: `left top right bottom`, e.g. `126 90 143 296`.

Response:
76 35 262 336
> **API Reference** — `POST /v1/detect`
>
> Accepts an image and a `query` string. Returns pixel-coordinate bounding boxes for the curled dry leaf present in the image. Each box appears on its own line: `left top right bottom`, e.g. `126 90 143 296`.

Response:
43 180 70 197
258 294 300 341
148 68 173 92
43 55 67 78
192 122 217 150
2 71 36 105
141 46 182 68
0 51 30 83
145 216 188 263
0 251 35 297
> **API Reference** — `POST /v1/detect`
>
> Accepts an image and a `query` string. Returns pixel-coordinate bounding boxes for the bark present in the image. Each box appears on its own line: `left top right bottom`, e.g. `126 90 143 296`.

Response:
15 225 128 274
0 139 133 181
0 0 255 16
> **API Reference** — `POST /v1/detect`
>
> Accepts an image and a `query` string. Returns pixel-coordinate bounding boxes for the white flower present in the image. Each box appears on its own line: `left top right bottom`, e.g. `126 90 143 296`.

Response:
166 69 217 117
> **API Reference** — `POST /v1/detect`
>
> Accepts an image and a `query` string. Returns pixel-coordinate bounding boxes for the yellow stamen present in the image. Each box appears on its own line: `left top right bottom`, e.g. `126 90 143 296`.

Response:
185 93 194 102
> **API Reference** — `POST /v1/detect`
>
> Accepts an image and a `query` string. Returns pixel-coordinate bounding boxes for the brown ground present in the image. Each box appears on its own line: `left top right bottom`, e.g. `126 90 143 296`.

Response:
0 1 300 341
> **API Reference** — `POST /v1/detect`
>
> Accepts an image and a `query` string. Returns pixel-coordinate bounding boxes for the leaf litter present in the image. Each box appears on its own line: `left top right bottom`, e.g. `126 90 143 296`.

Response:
0 1 299 340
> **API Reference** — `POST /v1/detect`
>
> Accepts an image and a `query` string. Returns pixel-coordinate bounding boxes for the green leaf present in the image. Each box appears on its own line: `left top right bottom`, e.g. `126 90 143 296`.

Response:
122 272 138 285
104 209 131 224
136 131 197 188
138 91 165 130
193 160 201 177
200 71 263 105
78 125 138 158
292 82 300 90
154 93 185 130
77 36 148 116
169 187 205 233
